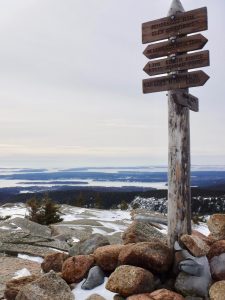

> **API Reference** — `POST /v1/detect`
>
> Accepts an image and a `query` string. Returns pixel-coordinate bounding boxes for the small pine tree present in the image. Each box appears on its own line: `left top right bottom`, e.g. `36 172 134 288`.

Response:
26 197 41 223
26 194 62 225
131 202 140 210
120 200 129 210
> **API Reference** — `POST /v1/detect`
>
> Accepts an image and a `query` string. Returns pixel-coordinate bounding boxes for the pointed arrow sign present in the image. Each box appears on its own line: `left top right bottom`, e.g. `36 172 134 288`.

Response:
143 50 209 76
143 34 208 60
142 70 209 94
171 92 199 112
142 7 208 44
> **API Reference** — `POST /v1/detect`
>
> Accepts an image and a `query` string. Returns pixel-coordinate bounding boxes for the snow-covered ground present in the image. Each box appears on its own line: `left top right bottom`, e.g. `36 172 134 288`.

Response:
0 203 210 237
0 202 211 300
0 203 28 219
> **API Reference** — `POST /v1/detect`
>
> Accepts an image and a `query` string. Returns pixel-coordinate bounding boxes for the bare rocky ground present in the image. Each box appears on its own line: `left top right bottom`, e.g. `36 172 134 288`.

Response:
1 203 224 299
0 256 41 299
0 203 133 299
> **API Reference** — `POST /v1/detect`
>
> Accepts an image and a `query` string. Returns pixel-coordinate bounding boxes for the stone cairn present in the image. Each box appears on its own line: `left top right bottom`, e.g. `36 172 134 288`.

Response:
4 213 225 300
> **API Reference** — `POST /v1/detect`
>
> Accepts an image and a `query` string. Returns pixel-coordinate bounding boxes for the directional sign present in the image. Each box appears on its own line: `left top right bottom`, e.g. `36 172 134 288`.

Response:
143 34 208 60
142 70 209 94
143 50 209 76
171 92 199 112
142 7 208 44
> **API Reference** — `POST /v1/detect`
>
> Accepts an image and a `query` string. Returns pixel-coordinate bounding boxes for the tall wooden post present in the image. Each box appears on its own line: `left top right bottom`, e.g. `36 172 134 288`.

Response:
142 0 209 247
167 0 192 248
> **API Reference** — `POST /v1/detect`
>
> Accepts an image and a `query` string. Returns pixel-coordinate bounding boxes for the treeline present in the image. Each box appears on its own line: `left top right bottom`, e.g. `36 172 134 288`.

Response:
0 187 225 214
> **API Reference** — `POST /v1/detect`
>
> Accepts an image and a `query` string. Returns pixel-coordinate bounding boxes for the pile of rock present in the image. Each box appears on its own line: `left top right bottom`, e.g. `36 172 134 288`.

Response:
3 213 225 300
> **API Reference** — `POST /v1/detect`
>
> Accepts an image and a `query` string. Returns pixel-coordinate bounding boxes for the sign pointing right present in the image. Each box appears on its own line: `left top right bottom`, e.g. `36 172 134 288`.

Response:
143 34 208 60
171 92 199 112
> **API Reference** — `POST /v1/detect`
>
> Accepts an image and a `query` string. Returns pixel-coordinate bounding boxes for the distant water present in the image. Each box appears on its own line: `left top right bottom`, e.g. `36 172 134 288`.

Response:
0 166 225 193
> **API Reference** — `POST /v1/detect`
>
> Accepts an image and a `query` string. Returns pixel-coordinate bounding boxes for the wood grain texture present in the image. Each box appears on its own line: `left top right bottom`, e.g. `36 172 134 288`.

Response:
167 0 192 248
143 34 208 59
167 93 192 247
143 50 209 76
142 7 208 44
172 91 199 112
143 70 209 94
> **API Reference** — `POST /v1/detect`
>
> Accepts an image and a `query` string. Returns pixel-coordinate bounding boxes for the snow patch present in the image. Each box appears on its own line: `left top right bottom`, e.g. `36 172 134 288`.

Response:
72 277 116 299
13 268 31 279
194 223 210 236
91 227 108 235
72 237 80 243
0 226 11 230
18 254 44 264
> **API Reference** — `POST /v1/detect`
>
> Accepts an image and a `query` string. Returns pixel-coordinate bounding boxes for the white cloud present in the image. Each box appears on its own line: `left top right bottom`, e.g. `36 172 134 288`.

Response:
0 0 224 167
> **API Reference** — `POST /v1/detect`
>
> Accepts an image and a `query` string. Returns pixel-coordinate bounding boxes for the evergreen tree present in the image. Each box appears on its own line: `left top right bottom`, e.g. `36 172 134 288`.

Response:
120 200 129 210
26 194 62 225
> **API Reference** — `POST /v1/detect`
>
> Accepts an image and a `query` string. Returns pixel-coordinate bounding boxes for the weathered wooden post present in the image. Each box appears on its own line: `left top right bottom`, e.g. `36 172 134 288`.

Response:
142 0 209 247
167 0 191 248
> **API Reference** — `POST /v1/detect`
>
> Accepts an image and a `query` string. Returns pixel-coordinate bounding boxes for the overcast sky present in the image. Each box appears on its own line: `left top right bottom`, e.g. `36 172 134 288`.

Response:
0 0 224 168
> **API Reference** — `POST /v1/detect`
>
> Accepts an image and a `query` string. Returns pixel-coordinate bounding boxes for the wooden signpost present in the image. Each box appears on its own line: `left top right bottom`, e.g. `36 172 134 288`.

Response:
142 7 208 43
143 50 209 76
143 34 208 59
142 0 210 247
143 71 209 93
172 92 199 112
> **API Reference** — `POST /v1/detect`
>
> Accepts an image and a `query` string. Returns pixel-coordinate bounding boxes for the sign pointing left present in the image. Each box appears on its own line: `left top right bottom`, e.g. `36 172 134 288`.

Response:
143 70 209 94
143 50 209 76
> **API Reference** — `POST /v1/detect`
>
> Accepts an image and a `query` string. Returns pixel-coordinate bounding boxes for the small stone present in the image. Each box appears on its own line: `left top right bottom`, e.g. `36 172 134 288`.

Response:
122 221 167 245
15 270 74 300
209 280 225 300
4 275 39 300
93 245 124 272
207 240 225 261
69 234 110 256
150 288 185 299
185 297 203 300
210 253 225 281
207 214 225 240
180 234 210 257
41 252 69 273
173 251 187 275
85 294 106 300
179 259 203 277
192 230 215 246
126 294 154 300
175 254 211 297
113 295 125 300
62 255 94 283
118 242 173 273
81 266 105 290
106 265 155 297
175 266 211 298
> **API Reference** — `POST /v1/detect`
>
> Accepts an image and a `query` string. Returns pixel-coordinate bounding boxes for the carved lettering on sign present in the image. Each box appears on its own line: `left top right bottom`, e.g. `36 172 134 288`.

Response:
142 7 208 43
143 50 209 76
142 70 209 94
143 34 208 59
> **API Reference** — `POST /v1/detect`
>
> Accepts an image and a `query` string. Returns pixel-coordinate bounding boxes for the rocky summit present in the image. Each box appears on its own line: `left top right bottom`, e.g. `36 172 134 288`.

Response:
0 203 225 299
